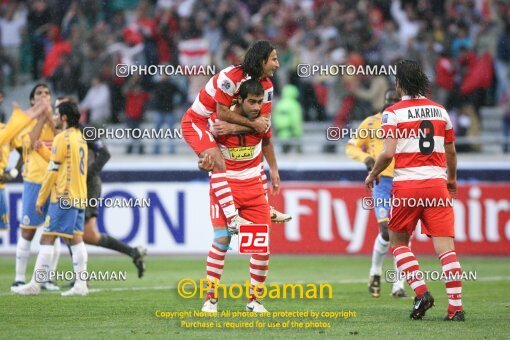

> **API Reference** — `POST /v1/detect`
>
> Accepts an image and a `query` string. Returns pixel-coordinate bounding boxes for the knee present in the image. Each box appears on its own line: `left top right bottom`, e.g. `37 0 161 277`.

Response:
213 229 231 250
21 229 35 241
379 223 389 242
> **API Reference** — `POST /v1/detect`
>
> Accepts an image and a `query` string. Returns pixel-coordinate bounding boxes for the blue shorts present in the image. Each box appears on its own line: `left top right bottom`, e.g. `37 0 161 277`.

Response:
0 188 8 230
372 176 393 223
43 203 85 239
21 181 50 228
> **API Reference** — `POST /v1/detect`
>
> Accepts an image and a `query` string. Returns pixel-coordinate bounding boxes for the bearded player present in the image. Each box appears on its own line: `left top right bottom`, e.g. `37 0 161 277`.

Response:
181 40 290 234
365 60 464 321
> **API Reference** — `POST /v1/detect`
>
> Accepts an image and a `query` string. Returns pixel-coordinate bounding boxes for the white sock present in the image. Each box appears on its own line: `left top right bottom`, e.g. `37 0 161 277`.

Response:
392 257 406 292
369 233 389 276
15 237 32 282
71 242 88 287
50 238 61 272
30 244 54 286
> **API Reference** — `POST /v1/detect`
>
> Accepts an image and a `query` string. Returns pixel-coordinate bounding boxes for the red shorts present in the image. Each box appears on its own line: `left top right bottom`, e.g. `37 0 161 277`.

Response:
181 109 217 155
388 186 455 237
209 179 270 227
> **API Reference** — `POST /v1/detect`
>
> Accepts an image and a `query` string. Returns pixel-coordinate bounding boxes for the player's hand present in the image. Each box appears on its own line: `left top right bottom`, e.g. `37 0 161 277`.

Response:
198 154 214 171
33 140 42 151
212 120 235 136
447 179 457 199
269 168 280 195
364 156 375 172
252 116 269 133
365 172 380 192
36 204 43 216
24 101 46 119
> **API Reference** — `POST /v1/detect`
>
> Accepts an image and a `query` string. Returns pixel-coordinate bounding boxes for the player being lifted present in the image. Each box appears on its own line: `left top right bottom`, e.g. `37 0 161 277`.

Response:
55 97 146 280
181 40 290 234
13 101 89 296
346 89 407 298
365 60 464 321
199 80 278 313
12 84 61 290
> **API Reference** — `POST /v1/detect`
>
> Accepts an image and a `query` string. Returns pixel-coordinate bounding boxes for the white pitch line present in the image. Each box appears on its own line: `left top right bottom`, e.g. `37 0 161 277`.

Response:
3 276 509 297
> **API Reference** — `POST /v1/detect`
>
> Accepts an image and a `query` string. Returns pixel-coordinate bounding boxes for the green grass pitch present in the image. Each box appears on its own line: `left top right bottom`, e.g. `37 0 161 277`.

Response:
1 255 509 339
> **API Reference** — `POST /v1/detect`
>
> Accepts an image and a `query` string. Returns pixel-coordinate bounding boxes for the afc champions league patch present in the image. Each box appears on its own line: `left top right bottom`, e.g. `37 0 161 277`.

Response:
267 90 273 102
378 207 388 218
382 113 388 124
22 215 30 226
221 80 231 91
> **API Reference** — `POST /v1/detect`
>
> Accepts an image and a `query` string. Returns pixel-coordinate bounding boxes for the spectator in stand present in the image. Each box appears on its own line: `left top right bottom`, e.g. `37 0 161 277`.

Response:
495 24 510 103
435 50 456 107
0 2 26 87
123 75 149 155
152 73 186 154
79 77 111 125
27 0 51 80
273 83 303 154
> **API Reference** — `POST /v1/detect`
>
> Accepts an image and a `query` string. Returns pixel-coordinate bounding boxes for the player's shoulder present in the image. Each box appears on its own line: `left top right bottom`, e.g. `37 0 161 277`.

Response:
259 76 273 89
220 65 244 81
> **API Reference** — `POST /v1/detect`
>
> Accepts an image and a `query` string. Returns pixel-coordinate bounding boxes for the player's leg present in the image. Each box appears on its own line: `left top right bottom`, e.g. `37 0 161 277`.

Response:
202 193 231 313
422 188 464 321
11 231 58 295
62 209 88 296
388 188 433 319
84 216 147 278
241 193 271 313
181 112 246 230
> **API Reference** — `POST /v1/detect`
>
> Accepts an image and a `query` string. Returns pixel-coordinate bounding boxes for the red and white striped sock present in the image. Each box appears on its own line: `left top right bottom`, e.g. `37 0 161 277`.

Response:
206 244 227 298
439 250 463 316
260 165 268 198
249 254 270 298
210 172 237 221
392 245 428 298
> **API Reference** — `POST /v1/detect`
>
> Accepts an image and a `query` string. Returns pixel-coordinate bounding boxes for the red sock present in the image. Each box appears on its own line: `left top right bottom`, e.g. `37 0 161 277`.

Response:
205 244 227 298
392 245 428 298
249 253 269 299
439 250 463 316
210 172 236 221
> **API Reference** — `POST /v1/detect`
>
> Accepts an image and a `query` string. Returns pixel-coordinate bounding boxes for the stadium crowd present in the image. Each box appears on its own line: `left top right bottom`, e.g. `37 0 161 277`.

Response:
1 0 510 153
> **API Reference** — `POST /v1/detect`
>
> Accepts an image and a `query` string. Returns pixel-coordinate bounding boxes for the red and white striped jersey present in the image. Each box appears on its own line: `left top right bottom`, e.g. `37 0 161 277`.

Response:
381 95 455 189
189 65 273 120
210 113 271 183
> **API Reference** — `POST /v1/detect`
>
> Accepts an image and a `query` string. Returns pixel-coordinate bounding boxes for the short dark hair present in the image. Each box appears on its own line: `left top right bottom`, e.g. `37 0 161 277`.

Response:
395 60 430 97
29 83 50 103
57 101 80 127
242 40 276 79
238 79 264 100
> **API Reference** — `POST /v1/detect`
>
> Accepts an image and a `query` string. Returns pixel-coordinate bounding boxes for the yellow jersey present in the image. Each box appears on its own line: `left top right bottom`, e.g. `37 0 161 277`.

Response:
345 112 394 178
0 107 35 146
21 123 54 184
0 123 22 189
37 127 88 208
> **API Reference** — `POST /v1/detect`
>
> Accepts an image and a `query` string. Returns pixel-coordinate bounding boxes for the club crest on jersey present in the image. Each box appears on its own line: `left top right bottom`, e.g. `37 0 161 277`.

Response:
221 80 231 91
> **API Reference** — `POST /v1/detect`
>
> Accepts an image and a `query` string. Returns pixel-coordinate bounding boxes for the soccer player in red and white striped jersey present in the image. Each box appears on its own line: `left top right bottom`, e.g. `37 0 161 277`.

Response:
365 60 465 321
181 41 286 232
199 79 278 314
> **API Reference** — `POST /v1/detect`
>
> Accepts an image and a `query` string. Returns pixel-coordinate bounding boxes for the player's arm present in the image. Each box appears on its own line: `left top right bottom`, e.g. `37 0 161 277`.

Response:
345 119 374 170
34 141 51 161
445 142 457 198
262 136 280 194
88 139 110 177
0 103 45 146
28 116 45 149
217 103 268 133
365 137 396 191
36 135 64 214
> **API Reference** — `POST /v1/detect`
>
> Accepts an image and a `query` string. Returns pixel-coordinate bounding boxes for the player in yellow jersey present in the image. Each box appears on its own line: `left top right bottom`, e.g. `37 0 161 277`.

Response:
346 89 408 298
0 123 23 230
12 84 61 290
12 101 89 296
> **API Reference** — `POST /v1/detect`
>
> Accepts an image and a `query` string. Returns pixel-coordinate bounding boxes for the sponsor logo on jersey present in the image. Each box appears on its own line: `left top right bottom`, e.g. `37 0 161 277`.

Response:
228 146 255 160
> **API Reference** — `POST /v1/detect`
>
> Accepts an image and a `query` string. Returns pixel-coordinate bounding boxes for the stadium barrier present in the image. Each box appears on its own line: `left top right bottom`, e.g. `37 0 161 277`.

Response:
0 166 508 255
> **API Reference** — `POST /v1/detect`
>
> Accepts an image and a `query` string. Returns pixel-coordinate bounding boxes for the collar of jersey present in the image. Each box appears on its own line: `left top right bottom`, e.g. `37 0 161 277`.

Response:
401 95 426 100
